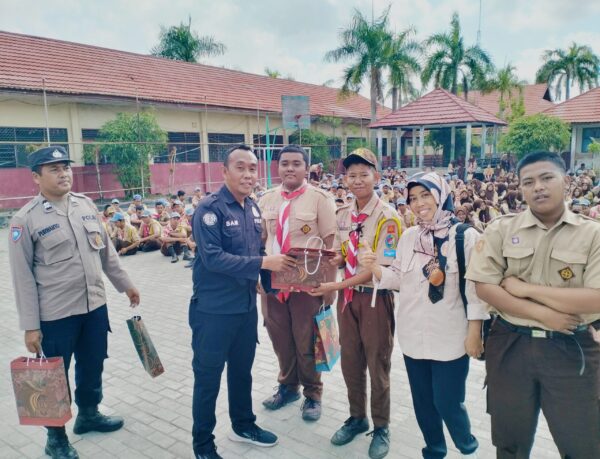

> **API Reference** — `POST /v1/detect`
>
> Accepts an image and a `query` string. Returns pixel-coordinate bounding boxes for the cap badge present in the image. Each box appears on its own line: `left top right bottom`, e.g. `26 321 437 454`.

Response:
52 150 63 158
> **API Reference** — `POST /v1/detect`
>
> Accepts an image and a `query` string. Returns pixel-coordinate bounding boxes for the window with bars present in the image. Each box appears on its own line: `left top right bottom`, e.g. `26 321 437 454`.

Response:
0 127 69 168
82 129 112 165
253 134 283 160
208 133 245 162
154 132 201 163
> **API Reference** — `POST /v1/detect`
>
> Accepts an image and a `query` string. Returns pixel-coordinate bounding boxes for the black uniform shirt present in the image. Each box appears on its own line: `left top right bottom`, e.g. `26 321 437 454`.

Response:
191 185 264 314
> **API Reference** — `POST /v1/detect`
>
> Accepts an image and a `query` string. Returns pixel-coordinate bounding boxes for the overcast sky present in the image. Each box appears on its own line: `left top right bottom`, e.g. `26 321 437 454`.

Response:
1 0 599 103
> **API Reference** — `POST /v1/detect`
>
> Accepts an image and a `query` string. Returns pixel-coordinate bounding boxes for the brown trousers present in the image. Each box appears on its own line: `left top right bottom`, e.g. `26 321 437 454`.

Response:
264 292 323 400
486 319 600 459
113 239 138 255
338 290 394 427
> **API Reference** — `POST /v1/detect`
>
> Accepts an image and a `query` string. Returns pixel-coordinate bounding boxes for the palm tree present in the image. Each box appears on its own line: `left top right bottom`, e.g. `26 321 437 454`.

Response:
535 43 600 100
325 8 392 122
385 28 422 111
482 64 526 119
151 16 226 63
422 12 493 100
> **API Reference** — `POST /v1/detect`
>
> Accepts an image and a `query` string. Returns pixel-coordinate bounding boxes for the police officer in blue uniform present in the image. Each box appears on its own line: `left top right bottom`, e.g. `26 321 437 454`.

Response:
189 144 295 459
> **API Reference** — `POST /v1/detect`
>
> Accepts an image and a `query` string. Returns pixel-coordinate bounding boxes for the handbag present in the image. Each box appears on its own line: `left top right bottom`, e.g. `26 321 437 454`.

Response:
313 306 341 372
272 236 336 292
10 354 72 426
126 315 165 378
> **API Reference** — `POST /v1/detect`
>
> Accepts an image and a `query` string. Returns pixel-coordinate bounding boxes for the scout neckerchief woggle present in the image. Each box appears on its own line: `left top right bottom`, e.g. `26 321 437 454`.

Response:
273 182 308 302
343 210 369 309
408 172 454 304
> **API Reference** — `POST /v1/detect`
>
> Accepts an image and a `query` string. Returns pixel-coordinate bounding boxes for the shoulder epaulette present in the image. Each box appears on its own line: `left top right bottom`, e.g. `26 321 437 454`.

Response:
14 198 40 218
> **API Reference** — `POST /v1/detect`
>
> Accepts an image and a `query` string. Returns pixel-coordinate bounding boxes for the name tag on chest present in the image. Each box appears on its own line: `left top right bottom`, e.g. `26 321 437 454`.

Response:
225 220 239 227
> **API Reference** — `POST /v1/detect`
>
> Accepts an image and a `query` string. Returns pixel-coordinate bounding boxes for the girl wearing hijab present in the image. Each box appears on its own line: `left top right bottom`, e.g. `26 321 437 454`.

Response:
359 172 487 459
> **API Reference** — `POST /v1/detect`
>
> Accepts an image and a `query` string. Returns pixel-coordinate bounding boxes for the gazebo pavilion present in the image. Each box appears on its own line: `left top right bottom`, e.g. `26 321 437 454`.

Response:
369 88 507 170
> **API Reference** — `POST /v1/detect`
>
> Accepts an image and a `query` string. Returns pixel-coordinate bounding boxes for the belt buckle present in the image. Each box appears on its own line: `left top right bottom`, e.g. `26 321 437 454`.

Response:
531 329 547 338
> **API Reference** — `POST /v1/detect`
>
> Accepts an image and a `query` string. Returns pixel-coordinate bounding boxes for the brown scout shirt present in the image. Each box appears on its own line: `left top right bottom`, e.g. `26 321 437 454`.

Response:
336 193 402 288
259 184 338 253
465 207 600 329
9 192 134 330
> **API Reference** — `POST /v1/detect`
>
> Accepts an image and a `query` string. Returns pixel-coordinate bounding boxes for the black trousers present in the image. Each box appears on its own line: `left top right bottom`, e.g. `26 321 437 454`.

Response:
189 305 257 454
40 305 110 410
404 354 478 458
486 319 600 459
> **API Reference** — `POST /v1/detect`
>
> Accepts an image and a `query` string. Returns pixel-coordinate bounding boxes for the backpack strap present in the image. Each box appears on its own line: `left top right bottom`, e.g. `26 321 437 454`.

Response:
455 223 470 313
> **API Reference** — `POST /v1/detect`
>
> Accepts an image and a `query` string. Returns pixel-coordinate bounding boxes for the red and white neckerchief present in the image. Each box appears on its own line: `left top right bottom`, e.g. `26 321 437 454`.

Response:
343 210 369 308
274 183 308 302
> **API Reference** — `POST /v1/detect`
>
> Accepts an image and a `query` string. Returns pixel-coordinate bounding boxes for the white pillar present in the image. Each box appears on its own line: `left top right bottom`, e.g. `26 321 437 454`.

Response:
480 125 487 160
396 127 402 168
419 126 425 169
570 126 577 171
412 128 417 168
465 123 472 181
199 111 209 163
450 126 456 161
493 125 498 157
377 129 383 166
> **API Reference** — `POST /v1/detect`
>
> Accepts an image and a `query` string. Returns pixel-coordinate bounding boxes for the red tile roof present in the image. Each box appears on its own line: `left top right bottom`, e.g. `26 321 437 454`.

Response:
543 87 600 123
370 88 506 129
0 31 386 121
468 83 554 117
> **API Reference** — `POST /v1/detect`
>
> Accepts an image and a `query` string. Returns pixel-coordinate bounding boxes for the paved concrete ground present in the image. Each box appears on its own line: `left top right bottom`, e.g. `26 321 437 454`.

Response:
0 227 560 458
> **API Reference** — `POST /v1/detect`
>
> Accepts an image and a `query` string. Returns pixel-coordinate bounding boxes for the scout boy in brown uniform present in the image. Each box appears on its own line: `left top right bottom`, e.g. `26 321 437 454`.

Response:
310 148 401 459
466 151 600 459
259 144 337 422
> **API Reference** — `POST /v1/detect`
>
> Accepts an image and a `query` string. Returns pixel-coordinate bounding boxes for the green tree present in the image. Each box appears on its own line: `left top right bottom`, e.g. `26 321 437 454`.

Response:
499 114 570 159
385 27 422 111
426 127 466 164
152 16 226 63
91 112 167 196
481 64 526 120
422 12 494 99
535 43 599 100
264 67 281 78
588 140 600 155
288 129 340 166
325 8 392 123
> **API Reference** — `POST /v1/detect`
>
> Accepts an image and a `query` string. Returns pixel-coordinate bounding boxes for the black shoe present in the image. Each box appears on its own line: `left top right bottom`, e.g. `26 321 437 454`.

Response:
167 246 179 263
301 397 322 421
228 424 278 447
73 406 124 435
262 384 301 410
367 427 390 459
45 427 79 459
182 247 194 261
195 445 223 459
331 417 370 446
185 259 194 268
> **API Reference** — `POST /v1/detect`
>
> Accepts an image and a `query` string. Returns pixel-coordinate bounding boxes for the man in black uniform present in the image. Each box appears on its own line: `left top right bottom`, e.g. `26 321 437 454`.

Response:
189 144 295 459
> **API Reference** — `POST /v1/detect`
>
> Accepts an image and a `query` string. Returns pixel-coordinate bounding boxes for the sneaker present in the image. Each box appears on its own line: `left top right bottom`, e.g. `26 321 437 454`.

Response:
301 397 322 421
331 417 369 446
262 384 300 410
228 424 278 447
367 427 390 459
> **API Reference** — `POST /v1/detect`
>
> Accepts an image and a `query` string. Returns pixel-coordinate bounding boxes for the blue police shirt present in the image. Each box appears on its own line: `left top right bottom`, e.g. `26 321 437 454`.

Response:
190 185 264 314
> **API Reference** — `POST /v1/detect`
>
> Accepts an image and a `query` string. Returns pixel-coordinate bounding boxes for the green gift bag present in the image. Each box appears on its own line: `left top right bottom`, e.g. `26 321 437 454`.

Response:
127 315 165 378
